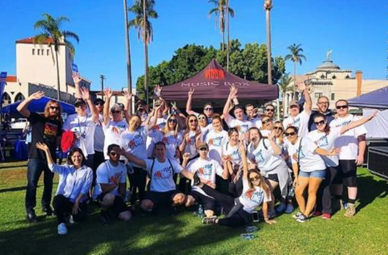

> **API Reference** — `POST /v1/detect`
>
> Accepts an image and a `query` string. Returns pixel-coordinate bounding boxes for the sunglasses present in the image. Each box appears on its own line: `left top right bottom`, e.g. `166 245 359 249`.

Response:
318 102 329 105
199 147 208 151
189 119 198 123
273 126 283 131
168 119 177 123
265 108 274 112
262 119 271 124
50 106 59 110
336 105 348 109
111 111 121 114
290 105 299 109
314 120 325 126
284 132 296 137
110 152 118 157
198 116 206 120
95 102 104 106
249 176 260 182
204 108 213 111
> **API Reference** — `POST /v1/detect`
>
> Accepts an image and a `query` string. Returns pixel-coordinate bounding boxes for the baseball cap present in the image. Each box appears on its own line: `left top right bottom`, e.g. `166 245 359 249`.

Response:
197 142 209 150
289 100 299 107
94 98 105 105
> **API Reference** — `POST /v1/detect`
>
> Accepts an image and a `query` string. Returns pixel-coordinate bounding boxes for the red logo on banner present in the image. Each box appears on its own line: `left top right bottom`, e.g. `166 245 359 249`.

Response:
204 69 225 80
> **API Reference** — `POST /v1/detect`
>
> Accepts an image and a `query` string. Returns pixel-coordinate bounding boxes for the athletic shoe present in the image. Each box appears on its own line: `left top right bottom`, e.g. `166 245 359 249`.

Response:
296 214 308 223
322 213 331 220
26 210 38 223
285 204 294 214
276 203 287 213
344 204 356 217
292 212 302 219
268 210 276 219
57 223 68 235
341 200 348 210
100 210 111 224
69 215 75 224
202 216 217 224
312 211 322 217
42 206 53 216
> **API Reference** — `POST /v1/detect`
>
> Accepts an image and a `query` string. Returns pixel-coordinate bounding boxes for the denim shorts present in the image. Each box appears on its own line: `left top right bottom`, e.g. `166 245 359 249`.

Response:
299 169 326 179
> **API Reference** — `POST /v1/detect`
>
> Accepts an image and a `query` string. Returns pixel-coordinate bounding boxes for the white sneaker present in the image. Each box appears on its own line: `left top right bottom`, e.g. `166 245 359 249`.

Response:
57 223 68 235
276 203 287 213
69 215 75 224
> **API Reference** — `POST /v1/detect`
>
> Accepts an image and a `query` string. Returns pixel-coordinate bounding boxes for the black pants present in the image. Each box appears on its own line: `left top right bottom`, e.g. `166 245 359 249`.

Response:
93 151 105 185
128 167 147 204
316 166 340 214
228 176 243 198
25 158 54 213
53 195 87 224
202 185 250 227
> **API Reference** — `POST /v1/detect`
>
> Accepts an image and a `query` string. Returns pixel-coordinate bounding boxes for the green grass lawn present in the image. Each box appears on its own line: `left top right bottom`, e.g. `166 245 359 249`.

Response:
0 162 387 255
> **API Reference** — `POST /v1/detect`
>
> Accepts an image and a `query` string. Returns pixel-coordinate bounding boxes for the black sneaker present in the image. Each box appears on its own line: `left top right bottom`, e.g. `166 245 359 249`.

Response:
100 210 110 224
42 206 53 216
26 210 38 223
193 172 201 186
296 213 309 223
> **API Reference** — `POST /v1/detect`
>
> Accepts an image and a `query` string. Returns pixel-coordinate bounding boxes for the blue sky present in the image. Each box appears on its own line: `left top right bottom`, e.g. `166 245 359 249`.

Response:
1 0 386 91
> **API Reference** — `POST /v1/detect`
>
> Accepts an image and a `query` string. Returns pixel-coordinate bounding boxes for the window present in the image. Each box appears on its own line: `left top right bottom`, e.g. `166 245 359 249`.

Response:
320 74 325 79
332 75 336 79
14 93 25 102
37 49 40 55
331 93 335 100
2 92 11 106
315 92 322 98
47 49 50 56
32 49 35 55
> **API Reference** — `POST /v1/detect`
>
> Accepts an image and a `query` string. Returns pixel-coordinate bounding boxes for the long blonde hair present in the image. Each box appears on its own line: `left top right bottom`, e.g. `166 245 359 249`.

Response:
247 169 270 196
162 114 179 136
43 100 62 122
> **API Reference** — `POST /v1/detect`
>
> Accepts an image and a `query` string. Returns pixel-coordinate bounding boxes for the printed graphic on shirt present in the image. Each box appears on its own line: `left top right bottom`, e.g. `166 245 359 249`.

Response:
109 172 123 185
197 163 213 176
209 136 224 147
163 135 178 145
292 117 301 127
316 135 329 147
127 134 145 149
231 150 241 161
153 166 172 179
187 134 196 145
243 189 264 204
152 122 166 132
332 120 351 128
252 150 265 164
296 148 306 160
44 122 58 137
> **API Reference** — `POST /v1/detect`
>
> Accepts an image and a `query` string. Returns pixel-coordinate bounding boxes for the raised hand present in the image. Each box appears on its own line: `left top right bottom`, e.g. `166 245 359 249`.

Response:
183 152 191 161
80 87 90 101
72 73 81 84
297 82 306 92
29 91 45 100
188 88 195 97
36 142 49 152
123 90 133 102
268 130 276 140
229 85 238 98
104 88 113 99
154 85 162 97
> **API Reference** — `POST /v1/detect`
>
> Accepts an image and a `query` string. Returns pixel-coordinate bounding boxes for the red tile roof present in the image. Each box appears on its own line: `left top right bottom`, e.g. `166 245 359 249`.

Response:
16 37 65 45
5 76 17 82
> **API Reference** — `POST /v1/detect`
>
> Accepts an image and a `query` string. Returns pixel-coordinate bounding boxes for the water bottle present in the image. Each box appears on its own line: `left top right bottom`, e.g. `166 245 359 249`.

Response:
197 204 204 218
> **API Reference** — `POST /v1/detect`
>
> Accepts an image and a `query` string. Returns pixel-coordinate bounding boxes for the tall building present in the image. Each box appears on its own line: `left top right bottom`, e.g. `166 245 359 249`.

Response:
2 37 91 106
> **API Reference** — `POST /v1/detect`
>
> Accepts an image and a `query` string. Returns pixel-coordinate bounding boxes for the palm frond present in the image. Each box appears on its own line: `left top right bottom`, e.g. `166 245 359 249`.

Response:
33 33 49 45
64 39 75 56
62 30 80 43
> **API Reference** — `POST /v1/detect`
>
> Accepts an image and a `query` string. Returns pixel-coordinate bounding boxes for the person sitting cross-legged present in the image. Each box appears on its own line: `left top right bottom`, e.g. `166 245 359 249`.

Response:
122 141 194 212
95 144 132 223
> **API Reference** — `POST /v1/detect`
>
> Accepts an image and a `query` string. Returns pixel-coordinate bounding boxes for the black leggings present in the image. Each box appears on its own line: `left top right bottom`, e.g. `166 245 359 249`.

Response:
228 176 243 198
202 185 251 228
316 166 340 214
53 195 87 224
128 167 147 204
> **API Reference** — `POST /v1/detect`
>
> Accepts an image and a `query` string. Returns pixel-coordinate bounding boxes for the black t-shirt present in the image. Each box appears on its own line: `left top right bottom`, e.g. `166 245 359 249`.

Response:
28 112 63 160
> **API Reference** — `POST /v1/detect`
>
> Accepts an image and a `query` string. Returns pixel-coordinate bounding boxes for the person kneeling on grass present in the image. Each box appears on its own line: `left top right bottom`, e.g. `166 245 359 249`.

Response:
122 141 194 212
95 144 132 224
201 144 276 227
36 143 93 235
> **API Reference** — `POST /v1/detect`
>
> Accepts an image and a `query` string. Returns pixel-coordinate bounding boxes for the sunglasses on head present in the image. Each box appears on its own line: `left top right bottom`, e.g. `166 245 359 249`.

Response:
265 108 274 112
169 119 177 123
50 106 59 110
336 105 348 109
249 176 260 182
199 147 208 151
284 132 296 137
204 108 213 111
111 110 121 114
314 120 325 126
273 126 283 131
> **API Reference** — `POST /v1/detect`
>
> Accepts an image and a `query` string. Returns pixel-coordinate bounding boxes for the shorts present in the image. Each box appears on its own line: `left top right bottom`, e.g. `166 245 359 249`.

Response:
299 169 326 179
338 160 357 187
267 173 279 183
189 190 216 211
97 193 128 215
145 190 180 207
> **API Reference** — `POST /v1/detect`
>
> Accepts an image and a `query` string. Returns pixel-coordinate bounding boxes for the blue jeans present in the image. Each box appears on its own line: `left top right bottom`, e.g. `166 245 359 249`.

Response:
25 159 54 213
299 169 326 179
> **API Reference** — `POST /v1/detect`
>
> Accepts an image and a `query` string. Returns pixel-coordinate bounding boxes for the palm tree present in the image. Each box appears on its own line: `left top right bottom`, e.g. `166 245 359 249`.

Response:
285 43 306 96
34 13 79 101
264 0 273 85
278 73 293 117
129 0 158 106
208 0 235 52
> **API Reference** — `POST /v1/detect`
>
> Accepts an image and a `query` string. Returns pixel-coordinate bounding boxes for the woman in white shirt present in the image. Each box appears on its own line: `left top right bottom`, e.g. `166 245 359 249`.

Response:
206 114 228 165
36 143 93 235
201 144 276 227
260 116 273 138
161 114 183 161
307 111 377 219
285 126 338 223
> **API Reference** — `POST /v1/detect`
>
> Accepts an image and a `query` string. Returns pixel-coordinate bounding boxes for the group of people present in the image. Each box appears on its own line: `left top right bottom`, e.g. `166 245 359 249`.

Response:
18 77 377 235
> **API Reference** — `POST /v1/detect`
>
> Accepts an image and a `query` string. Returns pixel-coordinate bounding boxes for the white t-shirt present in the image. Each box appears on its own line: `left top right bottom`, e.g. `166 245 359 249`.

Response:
249 117 262 129
162 131 183 160
283 110 311 138
287 136 326 172
147 117 167 157
184 130 199 159
120 126 149 167
247 139 284 172
330 114 367 160
239 179 271 213
94 113 105 152
260 129 271 137
145 158 183 192
307 127 341 167
103 120 128 159
200 124 213 142
95 160 127 196
224 115 253 134
63 114 97 156
186 157 224 197
206 130 229 164
222 141 242 168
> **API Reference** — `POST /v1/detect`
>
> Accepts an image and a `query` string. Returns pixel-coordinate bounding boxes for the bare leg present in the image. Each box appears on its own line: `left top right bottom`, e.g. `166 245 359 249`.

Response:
295 177 309 215
304 177 323 217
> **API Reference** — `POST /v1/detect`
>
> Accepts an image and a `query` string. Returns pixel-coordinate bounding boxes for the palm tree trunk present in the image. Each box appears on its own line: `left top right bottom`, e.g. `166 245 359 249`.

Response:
143 0 149 106
226 0 230 71
266 8 272 85
55 50 61 101
123 0 132 113
222 31 225 51
293 61 296 98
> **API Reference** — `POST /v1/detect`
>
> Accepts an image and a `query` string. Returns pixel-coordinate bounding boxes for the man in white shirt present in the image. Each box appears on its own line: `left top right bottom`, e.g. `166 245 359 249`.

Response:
282 82 312 138
123 142 194 212
330 99 367 217
96 144 132 223
186 88 214 124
